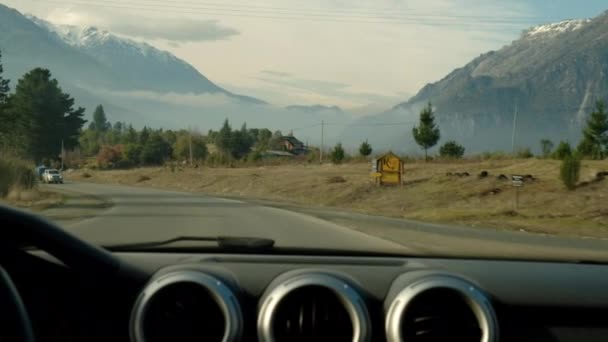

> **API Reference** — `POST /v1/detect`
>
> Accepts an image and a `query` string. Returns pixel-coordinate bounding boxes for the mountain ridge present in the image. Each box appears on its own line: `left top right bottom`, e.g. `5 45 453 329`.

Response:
342 10 608 153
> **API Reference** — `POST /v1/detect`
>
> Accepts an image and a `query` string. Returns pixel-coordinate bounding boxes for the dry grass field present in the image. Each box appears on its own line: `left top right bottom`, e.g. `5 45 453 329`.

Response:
68 158 608 238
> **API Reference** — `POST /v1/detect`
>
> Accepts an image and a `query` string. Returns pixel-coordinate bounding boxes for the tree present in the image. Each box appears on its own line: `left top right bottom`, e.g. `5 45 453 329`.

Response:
553 141 572 160
560 155 581 190
96 144 124 168
89 105 110 132
540 139 554 158
122 143 143 166
140 132 171 165
139 126 150 145
359 140 372 157
8 68 86 162
412 102 440 161
331 143 346 164
439 141 465 158
79 129 101 156
268 130 284 150
230 123 255 159
124 125 138 144
173 133 208 161
216 119 233 153
0 50 13 149
578 101 608 159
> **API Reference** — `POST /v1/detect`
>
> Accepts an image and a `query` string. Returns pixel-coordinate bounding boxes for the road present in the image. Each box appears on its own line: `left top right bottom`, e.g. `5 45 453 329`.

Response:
44 182 409 253
43 182 608 261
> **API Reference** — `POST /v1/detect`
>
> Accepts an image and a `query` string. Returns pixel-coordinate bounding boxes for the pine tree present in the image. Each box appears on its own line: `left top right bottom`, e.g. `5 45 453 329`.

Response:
0 50 9 105
216 119 233 154
0 50 15 150
90 105 110 132
577 101 608 159
412 102 440 161
359 140 372 157
8 68 86 162
331 143 346 164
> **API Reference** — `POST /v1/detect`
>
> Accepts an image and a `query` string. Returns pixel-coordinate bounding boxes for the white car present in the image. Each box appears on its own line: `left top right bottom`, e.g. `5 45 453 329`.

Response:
42 169 64 184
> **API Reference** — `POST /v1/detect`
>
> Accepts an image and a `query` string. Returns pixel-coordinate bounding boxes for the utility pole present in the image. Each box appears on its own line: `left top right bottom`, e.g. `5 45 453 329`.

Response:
511 101 518 156
320 120 324 164
188 129 193 166
60 139 64 170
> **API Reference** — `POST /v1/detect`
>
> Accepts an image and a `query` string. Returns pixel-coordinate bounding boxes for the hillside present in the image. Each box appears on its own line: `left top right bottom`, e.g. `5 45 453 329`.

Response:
342 12 608 154
0 4 264 126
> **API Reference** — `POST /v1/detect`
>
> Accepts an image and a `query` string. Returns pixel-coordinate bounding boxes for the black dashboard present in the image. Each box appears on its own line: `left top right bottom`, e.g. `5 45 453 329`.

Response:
6 249 608 342
2 204 608 342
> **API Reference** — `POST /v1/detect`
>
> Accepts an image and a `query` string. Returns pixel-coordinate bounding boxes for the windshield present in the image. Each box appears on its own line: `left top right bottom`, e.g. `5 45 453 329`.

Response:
1 1 608 261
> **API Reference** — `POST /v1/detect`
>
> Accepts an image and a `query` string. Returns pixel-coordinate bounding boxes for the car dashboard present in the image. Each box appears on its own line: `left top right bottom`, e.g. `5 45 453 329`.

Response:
6 248 608 342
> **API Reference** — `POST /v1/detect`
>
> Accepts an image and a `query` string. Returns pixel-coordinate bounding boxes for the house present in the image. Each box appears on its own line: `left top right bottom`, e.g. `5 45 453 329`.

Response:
281 134 306 155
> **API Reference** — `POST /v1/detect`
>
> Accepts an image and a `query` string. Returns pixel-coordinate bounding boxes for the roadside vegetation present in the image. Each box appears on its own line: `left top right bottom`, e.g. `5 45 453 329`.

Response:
69 158 608 238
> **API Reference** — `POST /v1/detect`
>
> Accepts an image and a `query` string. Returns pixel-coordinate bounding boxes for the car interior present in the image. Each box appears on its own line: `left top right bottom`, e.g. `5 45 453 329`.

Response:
2 204 608 342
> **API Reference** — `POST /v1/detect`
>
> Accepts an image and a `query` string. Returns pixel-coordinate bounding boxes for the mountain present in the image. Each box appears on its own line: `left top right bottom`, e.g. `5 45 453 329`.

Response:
342 12 608 154
0 4 263 112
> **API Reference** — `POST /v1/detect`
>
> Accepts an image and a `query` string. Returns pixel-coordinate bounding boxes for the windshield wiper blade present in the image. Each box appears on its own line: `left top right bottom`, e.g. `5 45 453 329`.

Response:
104 236 275 252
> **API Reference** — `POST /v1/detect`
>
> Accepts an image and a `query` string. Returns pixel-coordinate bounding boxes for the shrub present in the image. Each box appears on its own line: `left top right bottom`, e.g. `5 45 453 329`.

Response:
82 172 92 178
137 175 151 183
96 144 124 169
359 141 372 157
0 157 36 197
330 143 346 164
559 155 580 190
553 141 572 160
439 141 465 158
515 147 534 159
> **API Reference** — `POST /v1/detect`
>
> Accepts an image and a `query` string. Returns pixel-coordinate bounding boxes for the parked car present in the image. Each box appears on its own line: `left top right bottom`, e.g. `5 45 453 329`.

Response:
42 169 63 184
35 165 48 180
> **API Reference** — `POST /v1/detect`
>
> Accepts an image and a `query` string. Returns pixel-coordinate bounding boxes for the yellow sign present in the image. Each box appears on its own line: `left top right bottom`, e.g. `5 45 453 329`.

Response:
380 155 401 172
374 152 403 186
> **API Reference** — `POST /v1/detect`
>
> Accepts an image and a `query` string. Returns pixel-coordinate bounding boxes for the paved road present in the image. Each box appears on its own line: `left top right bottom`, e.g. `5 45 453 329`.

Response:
44 182 409 253
43 182 608 261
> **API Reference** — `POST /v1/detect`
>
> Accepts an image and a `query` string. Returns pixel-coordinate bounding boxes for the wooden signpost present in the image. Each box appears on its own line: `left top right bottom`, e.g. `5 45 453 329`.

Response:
512 175 524 210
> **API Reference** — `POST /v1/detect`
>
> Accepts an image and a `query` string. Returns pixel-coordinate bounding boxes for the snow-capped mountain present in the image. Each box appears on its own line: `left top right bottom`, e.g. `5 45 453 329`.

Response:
24 15 261 98
341 11 608 153
524 19 591 39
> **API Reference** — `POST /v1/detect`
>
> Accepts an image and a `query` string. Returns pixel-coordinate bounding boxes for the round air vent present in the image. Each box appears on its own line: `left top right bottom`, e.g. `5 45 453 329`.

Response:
130 271 243 342
385 275 498 342
258 272 371 342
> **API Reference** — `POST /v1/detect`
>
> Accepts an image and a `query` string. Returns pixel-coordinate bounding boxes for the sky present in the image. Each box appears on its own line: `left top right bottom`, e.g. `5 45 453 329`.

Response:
4 0 607 111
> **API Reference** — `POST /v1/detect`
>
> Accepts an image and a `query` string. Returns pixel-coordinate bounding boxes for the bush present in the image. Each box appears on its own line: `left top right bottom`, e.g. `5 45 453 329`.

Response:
553 141 572 160
0 157 36 197
560 156 580 190
515 147 534 159
439 141 465 158
359 141 372 157
137 175 151 183
330 143 346 164
96 144 124 169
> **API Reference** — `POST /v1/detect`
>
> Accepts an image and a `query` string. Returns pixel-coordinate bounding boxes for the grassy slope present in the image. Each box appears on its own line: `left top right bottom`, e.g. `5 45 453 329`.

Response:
68 159 608 238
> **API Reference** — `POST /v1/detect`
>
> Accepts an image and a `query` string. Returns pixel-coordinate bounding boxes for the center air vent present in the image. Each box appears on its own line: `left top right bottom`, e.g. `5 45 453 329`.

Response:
130 271 243 342
385 274 498 342
258 272 371 342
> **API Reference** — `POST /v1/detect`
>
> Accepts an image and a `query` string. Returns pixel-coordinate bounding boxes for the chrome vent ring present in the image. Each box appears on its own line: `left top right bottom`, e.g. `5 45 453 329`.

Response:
385 274 498 342
258 272 372 342
130 270 243 342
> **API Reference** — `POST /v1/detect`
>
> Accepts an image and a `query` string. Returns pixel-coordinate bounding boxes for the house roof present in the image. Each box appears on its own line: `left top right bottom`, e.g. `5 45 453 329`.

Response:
283 136 304 145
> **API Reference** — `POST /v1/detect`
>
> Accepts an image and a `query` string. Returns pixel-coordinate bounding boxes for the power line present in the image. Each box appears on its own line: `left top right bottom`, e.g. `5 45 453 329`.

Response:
35 0 538 26
97 0 541 23
113 0 543 21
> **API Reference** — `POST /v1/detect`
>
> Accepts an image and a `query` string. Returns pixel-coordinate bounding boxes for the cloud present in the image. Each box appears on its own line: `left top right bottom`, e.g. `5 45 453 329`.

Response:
260 70 292 77
94 89 235 107
255 71 349 93
46 7 239 42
